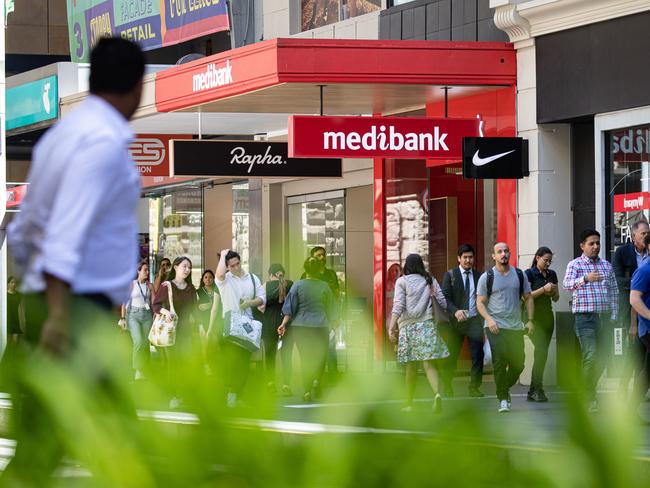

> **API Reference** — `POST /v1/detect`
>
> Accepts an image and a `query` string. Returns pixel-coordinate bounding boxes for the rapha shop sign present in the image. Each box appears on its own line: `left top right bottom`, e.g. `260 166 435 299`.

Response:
170 140 342 178
288 116 480 159
129 134 192 176
613 192 650 213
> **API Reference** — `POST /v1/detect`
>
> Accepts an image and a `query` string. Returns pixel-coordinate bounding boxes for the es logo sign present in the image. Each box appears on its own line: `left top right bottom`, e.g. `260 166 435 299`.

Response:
129 135 192 177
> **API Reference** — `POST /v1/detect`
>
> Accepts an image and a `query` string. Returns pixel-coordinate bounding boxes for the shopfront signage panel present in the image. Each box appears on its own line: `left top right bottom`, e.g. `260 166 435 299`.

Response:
66 0 229 62
288 116 480 159
613 192 650 213
7 76 58 131
171 140 342 178
6 185 27 210
462 137 529 179
130 134 191 176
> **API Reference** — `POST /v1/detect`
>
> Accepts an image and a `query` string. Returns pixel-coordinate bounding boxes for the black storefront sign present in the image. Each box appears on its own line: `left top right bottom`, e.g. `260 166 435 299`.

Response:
462 137 529 179
171 140 342 178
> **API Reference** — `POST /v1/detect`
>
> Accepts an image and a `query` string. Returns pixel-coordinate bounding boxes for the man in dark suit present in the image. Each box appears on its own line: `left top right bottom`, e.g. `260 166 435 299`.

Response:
613 219 649 397
441 244 485 397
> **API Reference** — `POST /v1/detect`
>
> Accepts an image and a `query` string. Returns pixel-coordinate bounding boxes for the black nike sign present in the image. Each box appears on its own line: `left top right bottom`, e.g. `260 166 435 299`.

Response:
462 137 529 179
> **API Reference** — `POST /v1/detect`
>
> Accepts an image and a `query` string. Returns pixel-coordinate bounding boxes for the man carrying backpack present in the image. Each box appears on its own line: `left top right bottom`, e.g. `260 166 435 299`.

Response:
477 242 535 413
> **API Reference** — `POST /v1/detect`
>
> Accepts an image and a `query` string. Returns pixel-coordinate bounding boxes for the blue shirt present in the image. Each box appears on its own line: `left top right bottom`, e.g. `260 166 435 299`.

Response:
630 265 650 337
282 278 337 328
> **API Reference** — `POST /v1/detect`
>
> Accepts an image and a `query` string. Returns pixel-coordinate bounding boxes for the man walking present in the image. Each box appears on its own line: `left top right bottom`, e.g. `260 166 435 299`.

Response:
5 38 145 483
628 231 650 420
477 242 534 413
563 229 619 413
613 220 649 397
441 244 485 398
216 249 266 407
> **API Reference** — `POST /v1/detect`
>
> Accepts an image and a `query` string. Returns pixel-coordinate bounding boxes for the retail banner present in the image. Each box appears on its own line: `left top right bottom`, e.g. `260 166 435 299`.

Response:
66 0 229 62
462 137 529 179
130 134 192 177
613 192 650 213
170 140 343 178
288 116 480 159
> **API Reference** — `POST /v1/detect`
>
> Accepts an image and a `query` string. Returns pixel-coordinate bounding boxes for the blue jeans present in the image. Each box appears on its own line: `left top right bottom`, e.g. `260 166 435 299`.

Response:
573 312 610 401
127 307 153 372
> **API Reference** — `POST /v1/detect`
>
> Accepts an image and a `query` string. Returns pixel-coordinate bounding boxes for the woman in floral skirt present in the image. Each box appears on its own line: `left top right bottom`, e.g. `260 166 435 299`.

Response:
388 253 449 413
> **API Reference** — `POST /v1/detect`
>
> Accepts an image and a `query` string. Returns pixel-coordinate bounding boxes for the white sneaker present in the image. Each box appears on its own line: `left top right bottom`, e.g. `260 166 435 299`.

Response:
498 400 510 413
588 400 599 413
227 392 237 409
169 397 182 410
134 370 145 381
400 405 413 413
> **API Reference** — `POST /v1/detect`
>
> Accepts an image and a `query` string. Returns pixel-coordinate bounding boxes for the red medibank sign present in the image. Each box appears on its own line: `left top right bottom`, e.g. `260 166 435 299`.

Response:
288 116 480 159
614 192 650 213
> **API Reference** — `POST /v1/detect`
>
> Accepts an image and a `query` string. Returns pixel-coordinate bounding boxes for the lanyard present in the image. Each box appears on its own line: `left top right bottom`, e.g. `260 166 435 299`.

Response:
136 281 149 302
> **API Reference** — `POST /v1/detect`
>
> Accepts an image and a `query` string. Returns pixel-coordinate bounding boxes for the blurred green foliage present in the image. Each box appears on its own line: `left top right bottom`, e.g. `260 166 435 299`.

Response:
0 319 648 488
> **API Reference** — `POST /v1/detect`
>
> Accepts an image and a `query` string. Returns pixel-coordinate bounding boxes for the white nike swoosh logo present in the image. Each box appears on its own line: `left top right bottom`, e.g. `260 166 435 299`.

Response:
472 149 516 167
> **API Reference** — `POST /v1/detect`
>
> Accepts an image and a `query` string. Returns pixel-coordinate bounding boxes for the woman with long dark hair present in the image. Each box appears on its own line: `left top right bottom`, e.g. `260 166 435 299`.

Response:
278 257 336 402
119 261 154 380
262 263 293 394
153 256 198 409
525 246 559 402
388 254 449 413
197 269 220 375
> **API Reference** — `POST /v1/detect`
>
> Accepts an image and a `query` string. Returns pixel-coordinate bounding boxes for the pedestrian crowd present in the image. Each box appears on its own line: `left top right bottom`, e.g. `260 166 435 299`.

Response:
389 226 650 417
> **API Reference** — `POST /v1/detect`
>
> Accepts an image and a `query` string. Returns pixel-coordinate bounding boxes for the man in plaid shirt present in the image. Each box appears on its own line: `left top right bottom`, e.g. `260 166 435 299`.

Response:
563 229 618 413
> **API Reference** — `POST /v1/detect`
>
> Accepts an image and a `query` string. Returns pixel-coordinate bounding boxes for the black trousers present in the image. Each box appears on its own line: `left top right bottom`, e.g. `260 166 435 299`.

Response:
442 316 484 390
487 328 525 401
292 327 329 394
3 292 134 487
632 333 650 409
529 314 555 392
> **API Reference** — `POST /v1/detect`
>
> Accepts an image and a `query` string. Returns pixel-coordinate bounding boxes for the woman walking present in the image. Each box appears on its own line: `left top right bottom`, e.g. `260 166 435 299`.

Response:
153 256 198 409
262 264 293 394
388 254 449 413
119 262 154 381
198 269 218 375
525 247 559 402
6 276 23 344
278 257 337 402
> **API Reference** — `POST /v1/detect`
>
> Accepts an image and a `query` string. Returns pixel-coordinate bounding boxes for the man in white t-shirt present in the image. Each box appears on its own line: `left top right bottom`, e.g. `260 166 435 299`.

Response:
216 249 266 407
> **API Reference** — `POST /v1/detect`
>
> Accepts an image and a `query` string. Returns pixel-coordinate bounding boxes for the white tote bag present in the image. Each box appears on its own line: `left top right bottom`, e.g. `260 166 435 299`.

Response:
148 282 178 348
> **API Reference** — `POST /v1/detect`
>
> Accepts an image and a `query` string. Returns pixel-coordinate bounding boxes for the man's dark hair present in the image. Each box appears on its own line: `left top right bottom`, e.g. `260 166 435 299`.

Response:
225 250 241 263
309 246 326 257
580 229 600 243
457 244 475 257
89 37 145 95
304 257 321 277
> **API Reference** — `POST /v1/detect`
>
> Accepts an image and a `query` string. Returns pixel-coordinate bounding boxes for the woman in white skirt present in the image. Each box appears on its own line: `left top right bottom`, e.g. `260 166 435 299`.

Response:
388 254 449 413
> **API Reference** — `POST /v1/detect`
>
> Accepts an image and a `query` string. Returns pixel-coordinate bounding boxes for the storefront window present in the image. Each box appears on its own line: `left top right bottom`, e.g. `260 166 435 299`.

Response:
232 182 250 270
301 0 380 31
149 188 203 286
287 191 346 289
606 123 650 257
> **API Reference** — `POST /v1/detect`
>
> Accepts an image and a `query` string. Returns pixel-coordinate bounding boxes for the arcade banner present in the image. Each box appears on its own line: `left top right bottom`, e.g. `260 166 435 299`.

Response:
66 0 230 62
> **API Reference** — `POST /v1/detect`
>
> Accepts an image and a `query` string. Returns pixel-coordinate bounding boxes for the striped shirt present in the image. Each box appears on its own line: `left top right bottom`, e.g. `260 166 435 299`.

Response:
563 254 619 317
